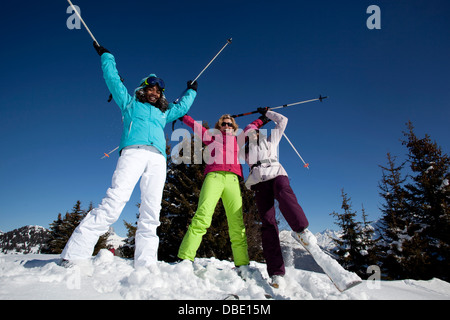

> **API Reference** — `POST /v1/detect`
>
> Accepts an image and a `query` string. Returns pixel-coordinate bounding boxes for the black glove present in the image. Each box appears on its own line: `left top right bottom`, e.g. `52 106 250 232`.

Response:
258 115 271 125
187 80 198 92
93 41 110 56
257 107 269 115
171 115 187 131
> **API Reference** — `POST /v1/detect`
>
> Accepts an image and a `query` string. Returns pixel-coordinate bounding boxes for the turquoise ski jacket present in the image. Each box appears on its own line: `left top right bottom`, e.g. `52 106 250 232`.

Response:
101 53 197 158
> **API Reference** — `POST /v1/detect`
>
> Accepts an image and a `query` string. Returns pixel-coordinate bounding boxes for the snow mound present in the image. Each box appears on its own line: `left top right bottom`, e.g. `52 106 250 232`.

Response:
1 249 449 300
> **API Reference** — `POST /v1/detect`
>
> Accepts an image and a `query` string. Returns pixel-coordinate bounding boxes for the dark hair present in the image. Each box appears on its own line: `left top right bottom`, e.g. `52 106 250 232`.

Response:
136 86 169 112
244 130 267 157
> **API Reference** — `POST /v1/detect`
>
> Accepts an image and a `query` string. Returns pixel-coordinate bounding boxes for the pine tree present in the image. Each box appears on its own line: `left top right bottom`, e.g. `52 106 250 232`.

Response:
401 121 450 280
120 213 138 259
377 153 411 279
64 200 85 234
44 213 66 254
46 200 110 255
330 190 366 276
46 201 85 254
360 204 377 269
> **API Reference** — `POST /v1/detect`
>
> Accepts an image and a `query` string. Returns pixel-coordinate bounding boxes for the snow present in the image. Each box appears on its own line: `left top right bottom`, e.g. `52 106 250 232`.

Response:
106 227 126 249
0 231 449 300
440 178 449 190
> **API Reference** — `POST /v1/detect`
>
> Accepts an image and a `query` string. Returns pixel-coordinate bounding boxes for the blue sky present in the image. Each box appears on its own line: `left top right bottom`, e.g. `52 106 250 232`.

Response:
0 0 449 237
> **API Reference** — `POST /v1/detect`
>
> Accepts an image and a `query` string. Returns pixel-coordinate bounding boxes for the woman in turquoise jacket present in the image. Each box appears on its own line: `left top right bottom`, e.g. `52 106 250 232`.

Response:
61 43 197 268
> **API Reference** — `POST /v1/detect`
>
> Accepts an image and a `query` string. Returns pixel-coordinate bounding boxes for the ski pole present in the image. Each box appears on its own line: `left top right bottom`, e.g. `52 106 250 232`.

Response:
67 0 99 46
231 95 327 118
271 95 327 111
101 146 119 159
282 132 309 169
192 38 232 84
171 37 232 131
173 38 232 104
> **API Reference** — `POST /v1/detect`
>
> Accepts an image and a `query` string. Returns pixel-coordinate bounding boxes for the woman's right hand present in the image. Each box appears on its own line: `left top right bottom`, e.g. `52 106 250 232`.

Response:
93 41 110 56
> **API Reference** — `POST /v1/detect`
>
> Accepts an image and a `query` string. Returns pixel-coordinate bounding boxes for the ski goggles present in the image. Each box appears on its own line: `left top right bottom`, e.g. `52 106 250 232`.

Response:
142 76 165 91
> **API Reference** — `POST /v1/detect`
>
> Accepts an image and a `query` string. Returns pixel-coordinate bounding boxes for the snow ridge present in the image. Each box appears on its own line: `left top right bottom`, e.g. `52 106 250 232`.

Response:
1 231 449 300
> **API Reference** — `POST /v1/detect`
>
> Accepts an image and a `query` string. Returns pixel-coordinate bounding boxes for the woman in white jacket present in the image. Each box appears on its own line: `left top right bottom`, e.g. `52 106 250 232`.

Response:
245 109 311 287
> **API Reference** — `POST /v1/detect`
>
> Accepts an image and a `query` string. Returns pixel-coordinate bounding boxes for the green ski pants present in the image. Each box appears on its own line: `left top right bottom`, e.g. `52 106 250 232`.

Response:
177 171 249 266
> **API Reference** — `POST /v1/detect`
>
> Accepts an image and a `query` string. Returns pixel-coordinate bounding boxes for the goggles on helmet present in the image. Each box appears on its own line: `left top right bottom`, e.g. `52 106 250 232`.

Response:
142 76 165 92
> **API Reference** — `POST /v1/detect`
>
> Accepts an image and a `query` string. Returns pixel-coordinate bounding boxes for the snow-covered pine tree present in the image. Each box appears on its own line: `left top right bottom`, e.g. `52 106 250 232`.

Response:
360 205 377 271
330 190 366 277
377 152 411 279
401 121 450 281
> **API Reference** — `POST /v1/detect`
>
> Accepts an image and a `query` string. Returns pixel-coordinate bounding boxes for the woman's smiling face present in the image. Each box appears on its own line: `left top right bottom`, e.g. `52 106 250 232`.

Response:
144 86 161 105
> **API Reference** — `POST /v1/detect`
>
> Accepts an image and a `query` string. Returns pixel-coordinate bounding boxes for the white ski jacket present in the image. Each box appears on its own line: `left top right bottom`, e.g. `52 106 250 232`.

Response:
245 111 289 189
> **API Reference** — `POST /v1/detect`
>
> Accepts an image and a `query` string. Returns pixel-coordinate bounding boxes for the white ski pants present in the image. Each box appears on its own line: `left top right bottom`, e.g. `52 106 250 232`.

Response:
61 145 167 267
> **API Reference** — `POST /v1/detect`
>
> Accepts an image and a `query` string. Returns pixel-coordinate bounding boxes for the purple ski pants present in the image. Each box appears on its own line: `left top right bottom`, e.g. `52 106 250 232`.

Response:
252 175 309 277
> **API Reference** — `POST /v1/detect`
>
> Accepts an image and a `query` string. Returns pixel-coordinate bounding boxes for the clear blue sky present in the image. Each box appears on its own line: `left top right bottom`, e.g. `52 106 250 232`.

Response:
1 0 449 237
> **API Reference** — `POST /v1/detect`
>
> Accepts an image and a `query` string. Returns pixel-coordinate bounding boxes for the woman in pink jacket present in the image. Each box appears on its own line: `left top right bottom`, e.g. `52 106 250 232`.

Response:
177 114 263 267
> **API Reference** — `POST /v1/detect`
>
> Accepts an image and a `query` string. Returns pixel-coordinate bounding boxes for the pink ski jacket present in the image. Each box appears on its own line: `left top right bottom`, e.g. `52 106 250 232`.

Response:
182 115 264 177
